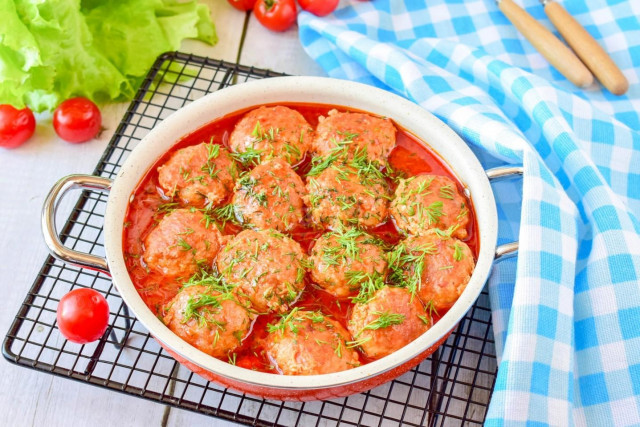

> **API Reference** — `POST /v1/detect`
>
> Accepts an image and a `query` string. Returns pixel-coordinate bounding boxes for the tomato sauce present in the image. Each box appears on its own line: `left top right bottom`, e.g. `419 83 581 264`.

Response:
123 103 479 373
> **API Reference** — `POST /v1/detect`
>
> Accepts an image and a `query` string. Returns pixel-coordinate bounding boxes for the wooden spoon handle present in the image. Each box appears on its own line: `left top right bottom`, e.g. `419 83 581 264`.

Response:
544 1 628 95
498 0 594 88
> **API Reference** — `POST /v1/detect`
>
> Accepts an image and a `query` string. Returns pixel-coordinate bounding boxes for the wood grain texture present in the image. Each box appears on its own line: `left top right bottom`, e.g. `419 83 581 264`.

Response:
498 0 593 88
0 1 242 425
545 1 628 95
181 0 246 62
240 17 327 77
0 1 491 425
0 103 174 427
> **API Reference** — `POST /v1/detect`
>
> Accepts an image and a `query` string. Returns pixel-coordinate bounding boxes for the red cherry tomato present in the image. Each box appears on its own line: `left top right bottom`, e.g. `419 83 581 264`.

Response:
254 0 297 32
53 97 102 143
298 0 338 16
227 0 257 11
0 104 36 149
57 288 110 344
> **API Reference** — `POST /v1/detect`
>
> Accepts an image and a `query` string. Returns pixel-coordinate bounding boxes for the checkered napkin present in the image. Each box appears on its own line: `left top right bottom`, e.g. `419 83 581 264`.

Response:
298 0 640 424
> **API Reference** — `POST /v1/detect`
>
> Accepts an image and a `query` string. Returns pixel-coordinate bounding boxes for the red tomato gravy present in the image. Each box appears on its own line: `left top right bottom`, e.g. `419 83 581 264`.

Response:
123 103 479 373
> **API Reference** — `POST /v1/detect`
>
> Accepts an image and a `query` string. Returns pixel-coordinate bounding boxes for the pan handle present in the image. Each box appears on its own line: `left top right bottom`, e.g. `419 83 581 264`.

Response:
486 166 523 261
42 174 113 275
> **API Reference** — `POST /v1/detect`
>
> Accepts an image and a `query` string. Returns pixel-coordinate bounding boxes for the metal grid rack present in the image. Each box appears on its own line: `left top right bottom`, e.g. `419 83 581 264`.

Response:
3 52 497 426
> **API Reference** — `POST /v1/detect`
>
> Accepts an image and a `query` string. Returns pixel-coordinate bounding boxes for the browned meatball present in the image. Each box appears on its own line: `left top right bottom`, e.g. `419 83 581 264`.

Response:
157 142 237 209
390 175 470 239
265 309 360 375
313 109 396 164
388 232 475 311
143 209 224 279
216 229 306 313
229 106 313 166
304 160 391 229
348 286 430 359
309 228 387 298
163 285 253 359
232 158 306 232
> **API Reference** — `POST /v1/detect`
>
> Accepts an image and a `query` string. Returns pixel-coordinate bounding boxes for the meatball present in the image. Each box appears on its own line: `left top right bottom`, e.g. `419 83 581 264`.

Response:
157 142 237 209
390 175 470 239
232 158 306 232
143 209 224 279
229 106 313 166
389 232 475 311
309 228 387 297
313 109 396 164
348 286 430 359
265 309 360 375
216 229 306 313
304 161 391 229
163 285 253 359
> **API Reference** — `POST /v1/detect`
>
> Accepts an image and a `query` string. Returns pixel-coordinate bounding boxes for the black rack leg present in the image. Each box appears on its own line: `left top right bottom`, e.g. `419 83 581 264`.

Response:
84 304 133 375
109 304 132 351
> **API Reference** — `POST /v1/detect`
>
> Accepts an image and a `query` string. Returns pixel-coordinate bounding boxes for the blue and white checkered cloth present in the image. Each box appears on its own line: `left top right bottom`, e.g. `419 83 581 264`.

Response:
298 0 640 424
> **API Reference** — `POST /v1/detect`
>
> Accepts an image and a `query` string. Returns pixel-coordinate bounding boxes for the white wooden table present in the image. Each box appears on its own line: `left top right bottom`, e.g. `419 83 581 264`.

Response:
0 2 495 425
0 2 325 426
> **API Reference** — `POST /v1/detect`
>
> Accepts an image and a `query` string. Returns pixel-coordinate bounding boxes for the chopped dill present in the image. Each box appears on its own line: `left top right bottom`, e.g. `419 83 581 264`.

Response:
439 185 455 200
346 336 372 348
173 238 192 252
237 174 268 207
266 308 325 335
350 273 386 304
182 270 234 294
201 140 221 179
306 144 388 189
433 224 459 239
206 203 238 228
283 142 301 162
453 242 464 261
157 201 179 215
228 352 237 365
182 293 222 326
456 204 469 221
266 307 302 334
251 121 280 144
334 340 343 358
231 146 264 168
355 311 405 337
178 227 194 236
388 241 437 296
423 201 444 225
424 300 439 319
336 130 359 142
296 266 306 284
316 227 386 275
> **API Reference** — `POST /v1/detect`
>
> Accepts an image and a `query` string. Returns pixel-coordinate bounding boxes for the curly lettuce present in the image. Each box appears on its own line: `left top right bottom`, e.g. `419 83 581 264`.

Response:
0 0 216 112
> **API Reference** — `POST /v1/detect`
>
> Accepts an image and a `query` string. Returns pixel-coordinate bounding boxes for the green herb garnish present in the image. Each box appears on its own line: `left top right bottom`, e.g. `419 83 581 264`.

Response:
355 311 405 337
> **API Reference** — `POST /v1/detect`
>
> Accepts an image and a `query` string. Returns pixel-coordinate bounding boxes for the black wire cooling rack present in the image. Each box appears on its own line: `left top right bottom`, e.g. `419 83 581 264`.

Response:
3 52 497 426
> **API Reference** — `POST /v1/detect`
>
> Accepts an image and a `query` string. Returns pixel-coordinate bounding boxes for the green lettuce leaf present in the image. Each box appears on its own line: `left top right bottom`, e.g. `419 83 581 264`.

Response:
0 0 216 112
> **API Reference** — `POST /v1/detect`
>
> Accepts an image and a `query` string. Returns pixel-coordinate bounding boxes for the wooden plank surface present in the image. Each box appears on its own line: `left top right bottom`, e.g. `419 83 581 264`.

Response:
240 16 327 77
0 2 243 426
0 1 492 425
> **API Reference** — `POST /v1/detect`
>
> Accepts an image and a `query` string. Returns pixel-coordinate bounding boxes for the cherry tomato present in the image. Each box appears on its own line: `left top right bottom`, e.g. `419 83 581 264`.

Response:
0 104 36 149
254 0 297 32
298 0 338 16
57 288 110 344
53 97 102 143
227 0 257 11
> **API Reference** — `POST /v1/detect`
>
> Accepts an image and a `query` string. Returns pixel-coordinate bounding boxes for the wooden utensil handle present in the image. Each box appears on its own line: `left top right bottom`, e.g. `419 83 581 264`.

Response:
545 1 628 95
498 0 593 88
